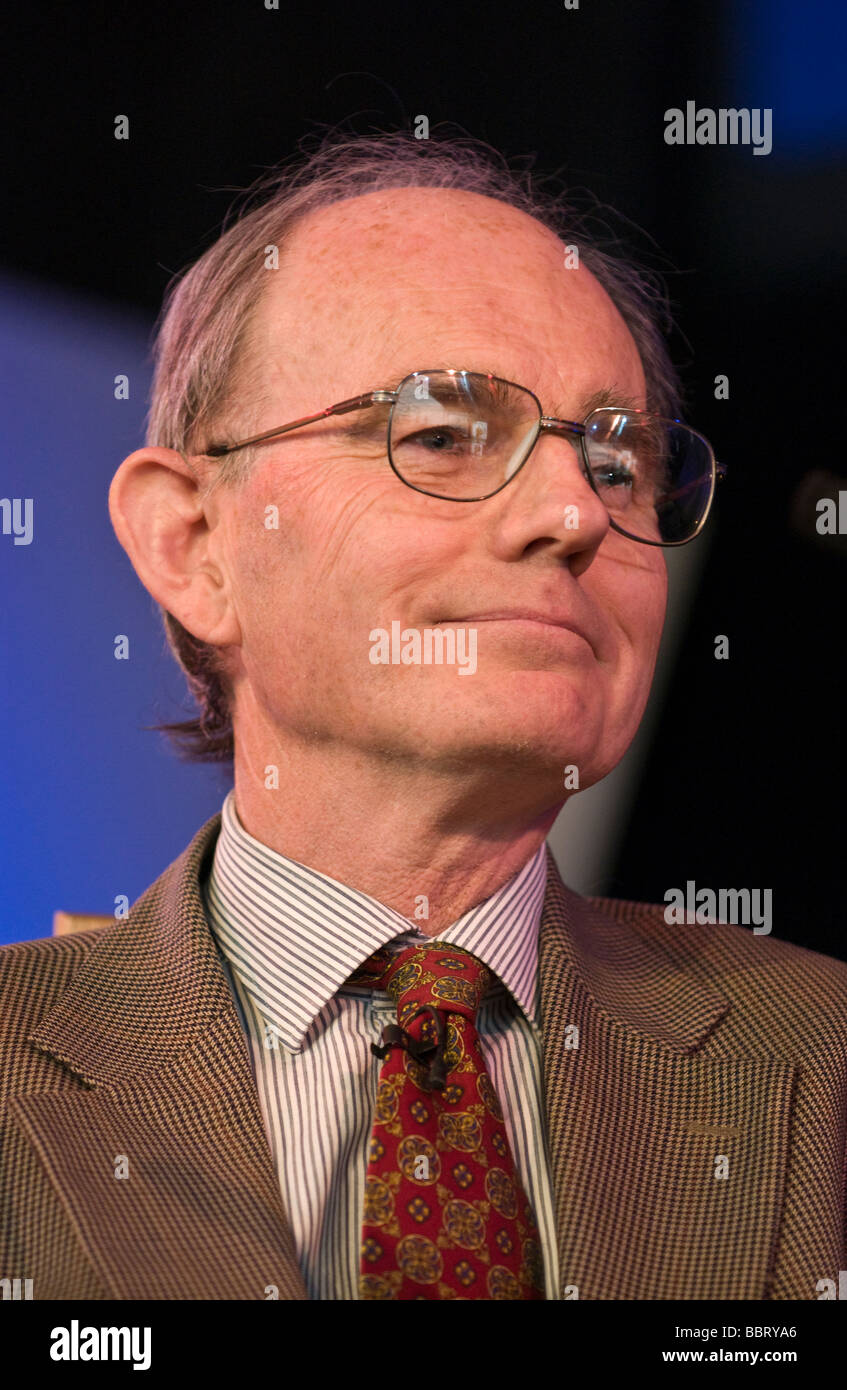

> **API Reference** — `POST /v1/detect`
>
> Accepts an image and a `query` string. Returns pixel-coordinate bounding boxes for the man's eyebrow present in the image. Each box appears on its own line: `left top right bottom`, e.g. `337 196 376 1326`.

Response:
370 363 484 388
573 385 646 418
362 367 646 417
365 364 523 413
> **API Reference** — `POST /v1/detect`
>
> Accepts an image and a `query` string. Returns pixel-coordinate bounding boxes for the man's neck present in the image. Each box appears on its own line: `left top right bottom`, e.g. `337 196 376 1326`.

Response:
232 737 563 937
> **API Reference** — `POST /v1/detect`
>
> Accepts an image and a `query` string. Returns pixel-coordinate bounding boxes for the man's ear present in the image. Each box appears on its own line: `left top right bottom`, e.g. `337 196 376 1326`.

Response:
108 446 241 648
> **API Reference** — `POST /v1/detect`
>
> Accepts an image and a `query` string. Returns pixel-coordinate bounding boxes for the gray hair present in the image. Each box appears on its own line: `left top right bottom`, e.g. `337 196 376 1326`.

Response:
148 130 683 763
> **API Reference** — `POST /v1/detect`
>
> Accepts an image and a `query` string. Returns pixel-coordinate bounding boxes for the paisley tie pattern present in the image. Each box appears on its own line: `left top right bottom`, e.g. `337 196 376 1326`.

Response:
349 941 545 1299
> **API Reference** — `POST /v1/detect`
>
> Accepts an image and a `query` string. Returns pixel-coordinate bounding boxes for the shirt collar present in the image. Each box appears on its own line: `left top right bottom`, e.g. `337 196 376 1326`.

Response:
204 789 548 1052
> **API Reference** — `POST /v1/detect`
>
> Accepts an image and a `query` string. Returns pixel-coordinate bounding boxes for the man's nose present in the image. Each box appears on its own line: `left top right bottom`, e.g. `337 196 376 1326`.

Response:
518 428 610 523
483 430 611 573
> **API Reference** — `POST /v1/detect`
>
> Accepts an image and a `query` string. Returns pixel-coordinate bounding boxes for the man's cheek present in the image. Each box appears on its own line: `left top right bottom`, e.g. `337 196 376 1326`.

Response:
302 499 395 591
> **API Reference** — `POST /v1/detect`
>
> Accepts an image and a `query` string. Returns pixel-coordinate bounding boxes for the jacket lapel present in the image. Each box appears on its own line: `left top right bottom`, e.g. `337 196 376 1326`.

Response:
18 812 308 1300
538 849 796 1299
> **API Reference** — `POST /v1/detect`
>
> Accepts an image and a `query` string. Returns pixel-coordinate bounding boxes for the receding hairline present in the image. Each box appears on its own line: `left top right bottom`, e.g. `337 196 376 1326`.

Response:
250 182 577 307
286 179 568 232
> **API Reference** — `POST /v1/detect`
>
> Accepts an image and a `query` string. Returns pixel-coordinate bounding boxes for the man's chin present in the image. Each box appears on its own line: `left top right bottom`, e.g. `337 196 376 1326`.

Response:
349 671 612 777
441 671 602 747
399 708 605 784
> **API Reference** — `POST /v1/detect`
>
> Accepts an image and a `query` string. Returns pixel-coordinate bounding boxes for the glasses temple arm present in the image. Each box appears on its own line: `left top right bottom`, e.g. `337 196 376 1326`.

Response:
202 390 396 458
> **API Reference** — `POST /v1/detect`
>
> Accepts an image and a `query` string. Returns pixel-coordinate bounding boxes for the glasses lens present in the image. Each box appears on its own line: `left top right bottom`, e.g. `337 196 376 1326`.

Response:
389 371 540 499
582 409 715 543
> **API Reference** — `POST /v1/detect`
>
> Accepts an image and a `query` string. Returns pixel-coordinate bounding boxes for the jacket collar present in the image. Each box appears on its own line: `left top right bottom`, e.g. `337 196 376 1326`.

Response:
29 812 231 1087
538 845 731 1053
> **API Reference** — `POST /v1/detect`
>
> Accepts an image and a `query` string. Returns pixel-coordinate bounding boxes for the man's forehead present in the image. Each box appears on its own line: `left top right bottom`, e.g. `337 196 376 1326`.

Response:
288 184 558 260
249 185 644 405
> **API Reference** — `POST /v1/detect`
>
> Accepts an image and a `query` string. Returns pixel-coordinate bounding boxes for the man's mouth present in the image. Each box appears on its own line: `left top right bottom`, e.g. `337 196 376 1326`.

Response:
437 611 595 654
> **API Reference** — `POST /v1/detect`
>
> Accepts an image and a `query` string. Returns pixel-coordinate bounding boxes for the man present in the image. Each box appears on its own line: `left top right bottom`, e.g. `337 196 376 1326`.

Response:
1 134 845 1301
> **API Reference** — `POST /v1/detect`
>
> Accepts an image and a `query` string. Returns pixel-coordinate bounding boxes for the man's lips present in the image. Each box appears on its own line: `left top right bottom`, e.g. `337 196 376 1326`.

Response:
439 611 595 652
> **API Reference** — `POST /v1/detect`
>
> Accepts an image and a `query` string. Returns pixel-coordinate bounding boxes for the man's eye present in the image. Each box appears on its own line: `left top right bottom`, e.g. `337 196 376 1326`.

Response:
592 462 635 489
398 427 468 452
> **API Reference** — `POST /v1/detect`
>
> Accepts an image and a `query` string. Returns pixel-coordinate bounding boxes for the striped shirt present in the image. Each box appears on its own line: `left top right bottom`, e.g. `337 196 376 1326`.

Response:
202 789 559 1300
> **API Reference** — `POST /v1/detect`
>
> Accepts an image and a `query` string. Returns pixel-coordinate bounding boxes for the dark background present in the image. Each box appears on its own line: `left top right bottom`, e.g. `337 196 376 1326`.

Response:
2 0 844 955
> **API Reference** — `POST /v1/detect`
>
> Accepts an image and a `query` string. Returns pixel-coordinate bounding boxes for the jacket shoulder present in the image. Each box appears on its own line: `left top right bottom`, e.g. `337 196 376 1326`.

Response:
0 927 114 1093
0 812 223 1051
0 926 114 1010
587 892 847 1039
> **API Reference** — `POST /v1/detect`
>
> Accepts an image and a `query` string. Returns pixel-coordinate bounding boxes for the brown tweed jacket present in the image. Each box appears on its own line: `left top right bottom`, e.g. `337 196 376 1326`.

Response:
1 811 846 1300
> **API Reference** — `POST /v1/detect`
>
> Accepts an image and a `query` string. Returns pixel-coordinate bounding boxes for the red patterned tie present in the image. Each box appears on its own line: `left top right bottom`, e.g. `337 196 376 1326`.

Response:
349 941 545 1299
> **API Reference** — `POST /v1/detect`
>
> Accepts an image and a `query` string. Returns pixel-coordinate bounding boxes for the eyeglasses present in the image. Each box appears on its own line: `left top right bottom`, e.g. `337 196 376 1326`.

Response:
199 368 726 546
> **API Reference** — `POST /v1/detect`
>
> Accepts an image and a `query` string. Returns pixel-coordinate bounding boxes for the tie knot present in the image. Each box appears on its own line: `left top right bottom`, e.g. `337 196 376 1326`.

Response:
351 941 491 1029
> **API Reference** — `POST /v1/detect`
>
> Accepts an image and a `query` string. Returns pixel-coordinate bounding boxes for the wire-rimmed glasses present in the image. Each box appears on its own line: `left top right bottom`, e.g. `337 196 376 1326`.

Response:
199 368 726 547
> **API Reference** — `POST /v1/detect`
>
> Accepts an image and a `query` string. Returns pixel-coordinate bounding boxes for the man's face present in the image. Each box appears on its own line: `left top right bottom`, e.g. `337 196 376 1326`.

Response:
216 187 666 800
